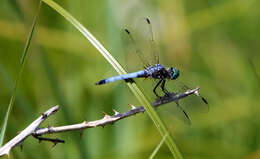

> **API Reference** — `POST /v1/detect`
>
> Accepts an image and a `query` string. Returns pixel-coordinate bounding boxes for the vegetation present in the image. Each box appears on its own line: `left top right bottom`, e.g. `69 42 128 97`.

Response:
0 0 259 158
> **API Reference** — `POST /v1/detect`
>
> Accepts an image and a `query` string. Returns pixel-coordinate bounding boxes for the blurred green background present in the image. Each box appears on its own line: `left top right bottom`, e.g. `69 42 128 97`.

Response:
1 0 260 158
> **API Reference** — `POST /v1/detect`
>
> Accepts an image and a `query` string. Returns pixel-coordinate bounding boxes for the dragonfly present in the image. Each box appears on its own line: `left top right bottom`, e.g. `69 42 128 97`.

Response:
95 18 179 98
95 17 209 124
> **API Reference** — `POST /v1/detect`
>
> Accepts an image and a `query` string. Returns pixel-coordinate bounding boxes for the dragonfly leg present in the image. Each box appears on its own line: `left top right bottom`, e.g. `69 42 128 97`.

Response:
124 78 135 83
161 79 169 95
153 79 163 97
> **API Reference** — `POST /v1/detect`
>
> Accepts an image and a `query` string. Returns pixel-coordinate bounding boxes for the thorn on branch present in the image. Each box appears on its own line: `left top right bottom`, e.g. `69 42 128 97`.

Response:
128 104 136 110
113 109 119 115
100 124 105 128
80 129 84 138
52 138 64 148
194 89 199 96
102 112 111 119
79 121 88 137
19 144 23 152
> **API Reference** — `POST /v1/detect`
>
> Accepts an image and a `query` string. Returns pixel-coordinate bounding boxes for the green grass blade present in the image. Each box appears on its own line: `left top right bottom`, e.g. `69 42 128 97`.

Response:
42 0 183 158
0 1 42 147
149 133 168 159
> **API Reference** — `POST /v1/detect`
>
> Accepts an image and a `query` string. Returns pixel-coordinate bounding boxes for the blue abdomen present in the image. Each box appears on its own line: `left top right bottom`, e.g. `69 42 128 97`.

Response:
95 70 148 85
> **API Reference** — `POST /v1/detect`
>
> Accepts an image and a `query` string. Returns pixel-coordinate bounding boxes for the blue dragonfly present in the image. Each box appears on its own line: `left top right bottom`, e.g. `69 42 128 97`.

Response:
96 17 208 124
96 18 179 98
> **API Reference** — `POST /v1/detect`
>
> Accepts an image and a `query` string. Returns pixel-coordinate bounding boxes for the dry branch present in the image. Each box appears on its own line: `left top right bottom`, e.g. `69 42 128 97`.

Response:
0 87 202 157
0 106 59 157
34 87 201 136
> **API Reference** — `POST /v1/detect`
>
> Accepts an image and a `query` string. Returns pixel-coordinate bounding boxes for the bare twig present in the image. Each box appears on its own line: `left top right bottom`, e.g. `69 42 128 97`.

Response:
33 87 201 136
32 135 65 147
0 87 201 157
152 87 203 106
0 106 59 157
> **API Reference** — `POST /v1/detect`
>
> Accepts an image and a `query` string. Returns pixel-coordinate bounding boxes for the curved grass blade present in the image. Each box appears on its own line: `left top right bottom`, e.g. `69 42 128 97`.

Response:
149 133 168 159
0 1 42 147
41 1 183 158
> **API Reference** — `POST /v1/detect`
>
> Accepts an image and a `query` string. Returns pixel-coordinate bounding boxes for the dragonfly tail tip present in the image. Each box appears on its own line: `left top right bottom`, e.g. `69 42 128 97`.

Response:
95 80 106 85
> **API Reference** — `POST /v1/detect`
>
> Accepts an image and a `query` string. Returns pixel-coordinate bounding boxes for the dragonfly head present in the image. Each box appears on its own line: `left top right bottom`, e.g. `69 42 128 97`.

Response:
168 67 179 80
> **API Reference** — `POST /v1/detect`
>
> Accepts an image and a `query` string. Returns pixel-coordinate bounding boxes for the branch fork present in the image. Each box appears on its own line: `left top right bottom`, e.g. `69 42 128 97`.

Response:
0 106 59 157
0 87 203 157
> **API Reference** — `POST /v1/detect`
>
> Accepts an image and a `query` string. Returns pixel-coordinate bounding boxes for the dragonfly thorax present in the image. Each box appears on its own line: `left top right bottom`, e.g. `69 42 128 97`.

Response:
146 64 179 80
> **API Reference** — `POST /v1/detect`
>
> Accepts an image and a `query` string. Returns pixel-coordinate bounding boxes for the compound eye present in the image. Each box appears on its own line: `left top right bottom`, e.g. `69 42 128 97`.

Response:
171 68 179 80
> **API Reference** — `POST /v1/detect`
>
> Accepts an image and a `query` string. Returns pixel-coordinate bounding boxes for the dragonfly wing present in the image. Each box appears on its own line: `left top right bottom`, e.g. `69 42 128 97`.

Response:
174 102 192 125
153 95 191 125
121 17 160 70
121 28 151 68
173 81 209 113
134 17 160 66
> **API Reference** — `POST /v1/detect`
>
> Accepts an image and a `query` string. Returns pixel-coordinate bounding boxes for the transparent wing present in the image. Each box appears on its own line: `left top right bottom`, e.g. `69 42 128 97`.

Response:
120 28 150 69
152 92 191 125
171 102 191 125
152 82 209 125
169 81 209 113
134 17 160 66
120 17 160 70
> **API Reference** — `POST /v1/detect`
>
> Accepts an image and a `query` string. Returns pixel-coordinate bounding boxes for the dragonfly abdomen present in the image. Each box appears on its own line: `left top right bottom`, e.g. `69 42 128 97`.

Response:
95 70 148 85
